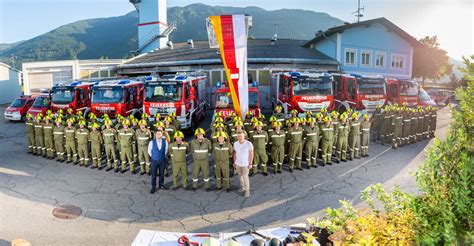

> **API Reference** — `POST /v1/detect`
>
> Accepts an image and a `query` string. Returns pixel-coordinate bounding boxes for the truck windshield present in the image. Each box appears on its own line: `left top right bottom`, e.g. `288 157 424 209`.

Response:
92 87 124 103
293 77 332 96
358 81 386 95
145 84 182 102
52 88 75 103
215 91 259 108
32 97 50 108
10 98 26 107
400 82 419 96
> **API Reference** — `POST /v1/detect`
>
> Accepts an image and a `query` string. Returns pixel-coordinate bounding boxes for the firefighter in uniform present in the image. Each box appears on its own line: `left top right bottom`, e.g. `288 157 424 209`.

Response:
25 114 35 154
335 113 349 163
417 108 424 141
423 106 431 139
410 109 418 144
169 131 190 190
34 115 45 156
212 131 233 191
287 118 304 171
164 117 177 143
169 112 181 130
118 119 136 173
330 111 340 156
130 117 139 166
191 128 212 191
320 116 334 165
269 121 285 174
430 107 437 138
348 112 361 160
136 120 152 175
272 105 286 123
53 118 65 162
76 120 90 166
380 106 391 145
371 105 382 141
64 119 77 163
303 117 320 168
401 107 411 146
211 123 226 144
392 107 403 148
230 120 247 143
102 119 118 172
89 123 103 169
361 114 371 157
250 121 269 176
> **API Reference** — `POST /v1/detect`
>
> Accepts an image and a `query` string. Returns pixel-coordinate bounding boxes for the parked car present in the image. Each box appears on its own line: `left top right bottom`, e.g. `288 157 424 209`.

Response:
427 89 455 106
418 88 437 107
4 95 36 122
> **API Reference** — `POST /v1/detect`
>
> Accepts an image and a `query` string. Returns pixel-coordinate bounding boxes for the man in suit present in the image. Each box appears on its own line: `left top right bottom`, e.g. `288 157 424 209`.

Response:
148 130 169 194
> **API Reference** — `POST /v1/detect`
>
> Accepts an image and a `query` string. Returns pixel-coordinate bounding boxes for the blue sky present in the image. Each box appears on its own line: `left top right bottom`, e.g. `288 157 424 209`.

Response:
0 0 472 59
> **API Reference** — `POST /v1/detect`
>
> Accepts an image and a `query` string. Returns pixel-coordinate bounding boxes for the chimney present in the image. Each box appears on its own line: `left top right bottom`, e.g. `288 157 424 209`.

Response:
187 39 194 49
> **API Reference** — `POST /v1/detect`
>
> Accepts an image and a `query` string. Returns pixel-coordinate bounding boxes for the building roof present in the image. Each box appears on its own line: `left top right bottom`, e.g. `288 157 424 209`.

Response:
0 62 21 73
303 17 422 48
121 39 339 68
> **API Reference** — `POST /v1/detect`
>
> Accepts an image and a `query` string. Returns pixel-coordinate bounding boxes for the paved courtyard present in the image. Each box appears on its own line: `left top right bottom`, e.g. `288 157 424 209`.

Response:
0 106 451 245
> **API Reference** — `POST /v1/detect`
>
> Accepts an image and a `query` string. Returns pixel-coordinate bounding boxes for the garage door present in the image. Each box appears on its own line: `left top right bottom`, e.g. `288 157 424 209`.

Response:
28 73 53 94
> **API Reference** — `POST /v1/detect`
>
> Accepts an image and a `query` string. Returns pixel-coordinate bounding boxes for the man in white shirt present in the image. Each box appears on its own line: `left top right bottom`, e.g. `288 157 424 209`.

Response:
148 130 169 194
233 131 254 197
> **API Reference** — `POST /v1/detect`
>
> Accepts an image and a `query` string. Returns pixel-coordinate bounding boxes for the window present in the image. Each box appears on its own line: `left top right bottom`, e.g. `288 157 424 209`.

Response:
258 70 270 86
211 70 222 86
344 49 356 66
375 52 386 68
391 54 406 69
361 51 371 66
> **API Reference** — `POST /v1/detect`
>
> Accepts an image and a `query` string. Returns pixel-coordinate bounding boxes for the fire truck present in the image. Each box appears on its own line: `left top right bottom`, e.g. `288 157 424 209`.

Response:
271 71 334 117
332 73 387 112
51 81 95 115
143 73 208 131
27 91 51 117
385 79 420 107
90 79 144 118
213 81 261 118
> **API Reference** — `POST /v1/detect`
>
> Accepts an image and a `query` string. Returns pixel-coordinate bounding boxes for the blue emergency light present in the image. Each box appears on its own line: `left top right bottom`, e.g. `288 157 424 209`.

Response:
70 81 82 86
216 81 221 88
175 75 187 80
252 81 258 87
350 73 363 78
118 79 130 84
145 76 153 81
289 72 301 76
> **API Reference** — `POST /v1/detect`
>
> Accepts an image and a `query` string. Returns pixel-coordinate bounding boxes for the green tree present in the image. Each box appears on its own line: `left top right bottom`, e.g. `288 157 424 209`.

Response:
413 36 452 83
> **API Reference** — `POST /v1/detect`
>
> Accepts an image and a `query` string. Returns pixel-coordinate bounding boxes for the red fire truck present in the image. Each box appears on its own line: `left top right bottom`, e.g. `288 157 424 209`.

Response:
332 73 387 112
271 72 334 117
51 81 95 115
143 73 208 131
385 79 420 107
27 92 51 117
90 79 144 118
213 81 261 118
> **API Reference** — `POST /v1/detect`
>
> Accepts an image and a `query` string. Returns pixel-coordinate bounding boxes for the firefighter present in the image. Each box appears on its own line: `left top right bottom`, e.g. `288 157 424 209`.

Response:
76 120 90 166
287 118 304 171
371 105 382 141
56 109 64 119
410 109 418 144
230 121 247 143
423 106 431 139
88 112 98 129
65 108 74 121
34 115 45 156
430 107 437 138
392 107 403 148
102 119 119 172
25 113 35 154
154 113 162 123
272 105 286 122
330 111 340 156
348 112 361 160
300 117 308 130
169 131 190 190
89 123 103 169
211 123 226 144
250 121 269 176
269 121 285 174
64 118 77 163
303 117 320 168
136 119 152 175
118 119 136 173
361 114 371 157
335 113 349 163
154 121 171 177
130 117 139 166
320 116 334 165
42 116 54 159
244 111 254 131
380 106 391 145
53 118 65 162
401 107 411 146
212 131 233 191
417 108 424 141
247 118 258 136
191 128 212 191
169 112 181 130
164 117 177 142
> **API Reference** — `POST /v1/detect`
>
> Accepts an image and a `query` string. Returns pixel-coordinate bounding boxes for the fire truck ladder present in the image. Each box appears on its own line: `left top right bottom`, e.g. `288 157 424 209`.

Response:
133 21 177 54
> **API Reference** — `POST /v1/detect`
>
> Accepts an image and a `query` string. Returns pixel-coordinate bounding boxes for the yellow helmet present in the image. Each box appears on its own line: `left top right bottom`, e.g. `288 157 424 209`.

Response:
291 109 298 114
233 116 242 123
131 118 139 125
234 121 244 127
139 120 147 126
321 108 327 113
66 118 74 124
55 118 62 124
46 109 52 115
89 112 96 119
351 112 359 119
363 114 369 120
258 114 265 120
215 117 224 123
104 119 112 126
216 131 228 139
306 111 313 116
285 119 292 127
272 121 282 127
215 112 222 118
102 114 109 119
154 113 161 120
155 121 165 128
164 116 172 123
194 127 205 136
250 117 258 124
170 112 176 117
57 109 63 115
275 105 283 111
78 120 86 126
292 117 300 123
44 116 51 121
254 121 264 127
300 117 307 123
269 116 277 122
431 107 436 111
316 113 322 119
215 123 225 129
307 117 315 123
384 105 390 111
122 119 130 126
245 111 253 117
91 123 100 129
142 113 148 119
77 111 83 116
331 111 339 117
35 115 42 121
323 116 331 122
340 113 347 121
174 131 185 139
128 114 135 120
26 113 33 119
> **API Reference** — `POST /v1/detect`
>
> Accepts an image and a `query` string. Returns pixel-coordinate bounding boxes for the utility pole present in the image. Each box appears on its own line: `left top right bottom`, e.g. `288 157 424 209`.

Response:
352 0 364 22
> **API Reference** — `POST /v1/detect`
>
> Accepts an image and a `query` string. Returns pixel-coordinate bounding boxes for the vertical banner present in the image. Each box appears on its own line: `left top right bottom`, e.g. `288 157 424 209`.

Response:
209 15 249 118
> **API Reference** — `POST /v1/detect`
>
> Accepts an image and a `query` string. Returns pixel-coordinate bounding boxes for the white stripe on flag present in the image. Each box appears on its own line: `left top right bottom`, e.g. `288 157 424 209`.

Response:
231 73 239 79
232 15 249 116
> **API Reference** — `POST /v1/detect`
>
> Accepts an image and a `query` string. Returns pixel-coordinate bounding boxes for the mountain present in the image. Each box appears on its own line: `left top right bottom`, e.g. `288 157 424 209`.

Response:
0 4 344 68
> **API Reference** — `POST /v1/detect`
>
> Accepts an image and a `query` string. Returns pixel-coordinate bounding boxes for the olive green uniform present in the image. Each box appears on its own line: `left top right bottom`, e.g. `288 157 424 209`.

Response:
320 123 334 164
43 123 54 157
287 126 304 170
402 113 411 146
331 119 340 155
417 113 424 141
213 142 233 189
303 126 320 167
191 139 212 189
136 128 152 174
423 111 431 139
53 125 65 161
230 129 247 143
131 126 138 166
269 129 286 172
26 120 35 153
410 114 418 144
380 112 392 144
348 120 361 159
272 112 286 123
102 128 118 169
392 113 403 148
64 126 78 163
336 123 349 162
430 111 437 138
169 141 190 188
361 121 371 156
371 108 382 141
89 130 103 167
34 122 45 156
76 128 90 166
250 130 269 174
118 128 136 171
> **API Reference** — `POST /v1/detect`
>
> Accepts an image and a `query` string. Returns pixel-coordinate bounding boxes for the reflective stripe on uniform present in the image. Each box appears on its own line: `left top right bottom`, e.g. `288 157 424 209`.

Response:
194 150 208 153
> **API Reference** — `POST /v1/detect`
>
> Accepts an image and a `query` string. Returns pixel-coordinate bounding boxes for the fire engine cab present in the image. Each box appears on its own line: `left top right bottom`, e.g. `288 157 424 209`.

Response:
143 73 208 131
271 71 334 117
51 81 94 115
213 81 261 118
90 79 144 118
386 79 419 107
332 73 386 112
27 91 51 117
